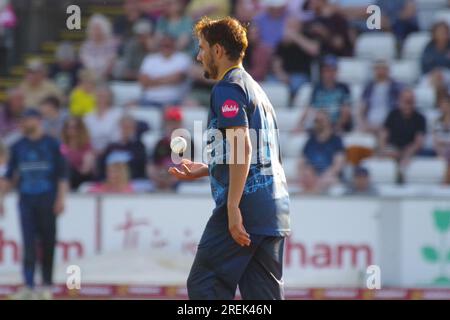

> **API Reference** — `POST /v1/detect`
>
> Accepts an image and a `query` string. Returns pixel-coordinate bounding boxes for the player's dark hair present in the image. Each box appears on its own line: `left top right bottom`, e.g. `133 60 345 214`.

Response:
194 16 248 62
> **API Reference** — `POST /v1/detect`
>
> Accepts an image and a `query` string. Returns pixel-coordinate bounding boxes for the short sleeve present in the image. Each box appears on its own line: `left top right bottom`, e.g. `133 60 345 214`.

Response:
212 84 249 129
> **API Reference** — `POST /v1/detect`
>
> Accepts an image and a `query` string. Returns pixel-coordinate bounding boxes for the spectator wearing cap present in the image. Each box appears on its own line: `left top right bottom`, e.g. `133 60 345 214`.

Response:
271 16 319 102
19 58 64 109
39 96 68 140
147 106 191 191
84 85 122 154
138 34 191 107
87 151 134 193
60 117 95 190
186 0 230 20
97 115 147 181
0 87 25 146
298 110 346 194
69 69 97 117
0 107 68 300
297 55 352 133
117 19 156 81
359 60 403 135
253 0 289 50
432 95 450 184
304 0 353 57
344 166 378 196
48 42 82 95
80 14 117 81
379 88 426 184
155 0 194 53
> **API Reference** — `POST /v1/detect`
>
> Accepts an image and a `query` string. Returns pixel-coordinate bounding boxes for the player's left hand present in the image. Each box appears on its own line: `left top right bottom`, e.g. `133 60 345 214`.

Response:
227 206 251 247
54 198 65 216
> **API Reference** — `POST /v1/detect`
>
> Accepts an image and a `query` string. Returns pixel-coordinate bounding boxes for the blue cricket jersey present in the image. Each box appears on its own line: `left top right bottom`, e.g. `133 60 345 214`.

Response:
5 135 68 195
206 67 290 237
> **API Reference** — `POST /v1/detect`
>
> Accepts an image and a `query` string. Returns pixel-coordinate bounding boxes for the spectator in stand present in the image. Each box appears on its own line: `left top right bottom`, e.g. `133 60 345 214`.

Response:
298 110 346 194
80 14 117 81
379 88 426 184
84 85 122 154
155 0 194 53
139 0 168 21
0 87 25 146
117 19 156 81
147 106 191 191
359 60 403 135
420 22 450 97
186 0 231 20
253 0 289 50
114 0 151 51
376 0 418 42
97 115 147 181
48 42 81 95
432 95 450 184
39 96 67 140
87 151 135 193
60 117 96 190
243 25 272 82
272 16 319 101
0 0 17 75
233 0 263 23
69 69 97 117
297 55 352 133
19 59 64 109
304 0 353 57
287 0 314 22
139 34 191 107
344 166 378 196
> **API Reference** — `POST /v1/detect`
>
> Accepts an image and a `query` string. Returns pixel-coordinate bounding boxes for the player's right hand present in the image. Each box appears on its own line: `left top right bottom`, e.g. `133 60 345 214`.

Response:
168 159 208 181
228 206 251 247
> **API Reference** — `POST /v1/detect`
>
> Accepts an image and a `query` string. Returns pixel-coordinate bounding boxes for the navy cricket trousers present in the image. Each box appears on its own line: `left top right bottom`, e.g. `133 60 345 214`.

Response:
19 193 57 288
187 225 286 300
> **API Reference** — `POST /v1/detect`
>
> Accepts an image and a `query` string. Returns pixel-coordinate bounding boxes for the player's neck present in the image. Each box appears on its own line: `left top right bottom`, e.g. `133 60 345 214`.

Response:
217 61 243 80
28 128 44 141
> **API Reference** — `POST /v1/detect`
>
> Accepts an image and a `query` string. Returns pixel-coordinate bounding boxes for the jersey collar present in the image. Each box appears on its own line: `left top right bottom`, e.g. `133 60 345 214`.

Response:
219 64 242 81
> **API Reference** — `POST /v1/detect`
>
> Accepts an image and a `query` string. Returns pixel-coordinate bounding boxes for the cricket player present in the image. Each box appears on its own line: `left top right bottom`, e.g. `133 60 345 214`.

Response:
0 109 68 300
168 16 290 300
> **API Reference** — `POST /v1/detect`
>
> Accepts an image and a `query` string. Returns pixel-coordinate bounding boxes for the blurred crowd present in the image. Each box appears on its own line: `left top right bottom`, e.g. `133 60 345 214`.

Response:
1 0 450 195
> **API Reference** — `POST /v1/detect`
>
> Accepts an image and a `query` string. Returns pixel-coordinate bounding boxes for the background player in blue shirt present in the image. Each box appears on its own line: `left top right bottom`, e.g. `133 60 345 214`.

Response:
0 109 68 300
169 16 290 300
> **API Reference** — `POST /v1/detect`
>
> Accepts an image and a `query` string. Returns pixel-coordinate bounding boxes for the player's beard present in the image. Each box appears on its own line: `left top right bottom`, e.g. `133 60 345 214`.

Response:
203 53 218 80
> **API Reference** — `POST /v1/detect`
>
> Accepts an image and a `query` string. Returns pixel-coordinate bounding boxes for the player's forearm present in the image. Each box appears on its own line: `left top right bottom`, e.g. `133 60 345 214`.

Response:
56 180 68 201
227 129 252 209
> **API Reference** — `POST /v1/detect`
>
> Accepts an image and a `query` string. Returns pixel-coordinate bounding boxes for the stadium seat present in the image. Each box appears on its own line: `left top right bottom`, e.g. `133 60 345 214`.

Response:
401 32 431 60
423 109 440 149
182 107 208 132
414 86 436 110
128 108 163 133
276 108 304 132
281 132 309 157
337 58 371 85
282 157 299 183
343 132 377 150
350 84 363 114
390 60 420 85
433 9 450 27
355 33 397 61
110 81 142 106
417 0 447 29
260 82 290 108
292 83 312 109
141 131 163 154
405 157 447 184
360 158 397 184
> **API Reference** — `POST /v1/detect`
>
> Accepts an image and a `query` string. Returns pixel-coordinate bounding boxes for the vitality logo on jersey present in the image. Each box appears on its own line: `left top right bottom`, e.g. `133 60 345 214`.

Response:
221 99 239 118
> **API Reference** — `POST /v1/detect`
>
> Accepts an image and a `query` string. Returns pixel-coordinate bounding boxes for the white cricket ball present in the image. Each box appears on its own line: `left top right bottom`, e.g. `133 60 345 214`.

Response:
170 136 187 154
